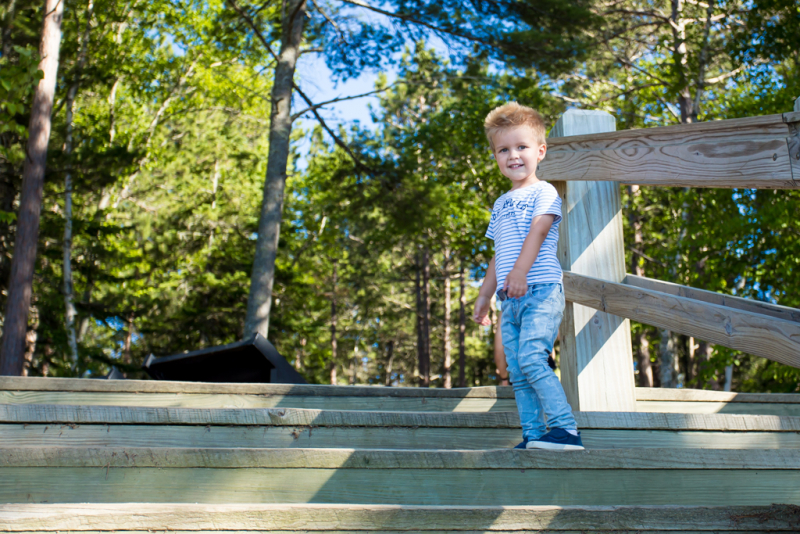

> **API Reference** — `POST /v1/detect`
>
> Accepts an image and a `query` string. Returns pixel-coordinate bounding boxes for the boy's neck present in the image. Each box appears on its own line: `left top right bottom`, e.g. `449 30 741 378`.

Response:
509 174 542 190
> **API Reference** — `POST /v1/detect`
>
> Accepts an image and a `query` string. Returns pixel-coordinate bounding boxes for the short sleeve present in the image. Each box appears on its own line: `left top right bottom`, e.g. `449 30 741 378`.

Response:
485 207 497 240
532 183 562 224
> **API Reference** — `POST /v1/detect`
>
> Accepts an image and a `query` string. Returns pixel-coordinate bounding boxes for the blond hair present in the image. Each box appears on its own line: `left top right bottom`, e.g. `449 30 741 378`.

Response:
484 102 546 150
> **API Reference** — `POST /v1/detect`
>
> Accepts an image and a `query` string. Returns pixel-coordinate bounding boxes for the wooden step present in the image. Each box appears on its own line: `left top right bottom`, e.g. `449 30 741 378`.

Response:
3 503 800 531
4 377 799 416
2 447 799 506
2 404 798 450
636 388 800 417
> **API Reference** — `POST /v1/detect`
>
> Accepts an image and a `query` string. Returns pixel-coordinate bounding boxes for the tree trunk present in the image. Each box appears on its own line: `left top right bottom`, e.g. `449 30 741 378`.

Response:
63 0 94 370
659 328 677 388
123 314 133 364
442 255 452 389
420 247 431 387
384 340 394 386
296 337 305 371
329 259 337 385
415 252 423 384
458 261 466 387
243 0 308 339
0 0 64 376
628 185 653 387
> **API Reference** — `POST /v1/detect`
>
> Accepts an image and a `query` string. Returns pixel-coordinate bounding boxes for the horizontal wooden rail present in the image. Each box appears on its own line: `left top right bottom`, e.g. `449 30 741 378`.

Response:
624 274 800 323
563 271 800 368
540 112 800 189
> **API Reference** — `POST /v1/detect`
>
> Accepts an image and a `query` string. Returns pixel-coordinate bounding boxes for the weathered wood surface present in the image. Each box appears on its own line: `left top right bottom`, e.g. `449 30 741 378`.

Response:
624 274 800 324
2 467 799 505
2 403 799 431
564 271 800 368
0 391 518 412
2 392 796 417
540 114 798 189
2 531 782 534
4 503 800 531
637 400 800 417
636 387 800 416
2 424 798 450
0 377 514 398
636 387 800 404
2 447 798 470
551 110 636 413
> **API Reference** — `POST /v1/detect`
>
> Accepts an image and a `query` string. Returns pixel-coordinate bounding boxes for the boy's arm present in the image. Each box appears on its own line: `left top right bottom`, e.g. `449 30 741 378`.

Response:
504 214 555 298
473 256 497 326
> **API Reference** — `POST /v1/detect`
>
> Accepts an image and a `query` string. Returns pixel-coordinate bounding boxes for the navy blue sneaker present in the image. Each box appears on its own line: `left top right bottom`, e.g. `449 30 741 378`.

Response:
526 428 584 451
513 437 529 449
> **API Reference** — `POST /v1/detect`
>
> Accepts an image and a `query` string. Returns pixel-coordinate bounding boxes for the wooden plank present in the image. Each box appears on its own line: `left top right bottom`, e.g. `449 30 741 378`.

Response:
2 424 799 450
551 110 636 412
786 110 800 184
4 503 800 532
2 446 798 470
0 391 517 412
0 377 513 398
564 271 800 368
1 531 773 534
2 404 799 431
540 114 798 189
624 274 800 324
636 400 800 417
636 387 800 404
1 467 799 506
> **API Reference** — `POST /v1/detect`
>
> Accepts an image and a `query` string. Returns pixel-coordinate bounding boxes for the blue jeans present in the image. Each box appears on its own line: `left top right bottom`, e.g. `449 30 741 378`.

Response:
500 283 577 439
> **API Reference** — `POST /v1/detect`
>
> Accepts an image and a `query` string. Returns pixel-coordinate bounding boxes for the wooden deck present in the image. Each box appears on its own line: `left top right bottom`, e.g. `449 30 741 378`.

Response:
1 377 800 532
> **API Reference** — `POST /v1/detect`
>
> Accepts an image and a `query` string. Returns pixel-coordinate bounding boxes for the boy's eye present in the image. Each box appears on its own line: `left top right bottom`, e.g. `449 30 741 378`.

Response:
518 145 527 150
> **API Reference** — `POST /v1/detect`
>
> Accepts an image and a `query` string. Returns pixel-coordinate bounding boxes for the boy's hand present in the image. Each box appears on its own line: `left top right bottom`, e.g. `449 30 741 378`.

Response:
504 267 528 298
472 295 493 326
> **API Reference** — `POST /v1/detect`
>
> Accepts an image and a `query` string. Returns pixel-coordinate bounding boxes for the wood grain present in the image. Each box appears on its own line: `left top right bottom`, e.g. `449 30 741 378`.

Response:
2 404 799 431
551 110 636 412
0 377 514 398
2 467 798 506
2 446 798 470
0 390 517 412
4 503 799 531
635 387 800 404
564 271 800 368
540 114 797 189
624 274 800 324
2 424 798 450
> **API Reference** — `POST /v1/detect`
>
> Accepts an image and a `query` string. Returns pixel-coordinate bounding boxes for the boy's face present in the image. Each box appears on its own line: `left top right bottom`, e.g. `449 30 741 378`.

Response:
492 126 546 188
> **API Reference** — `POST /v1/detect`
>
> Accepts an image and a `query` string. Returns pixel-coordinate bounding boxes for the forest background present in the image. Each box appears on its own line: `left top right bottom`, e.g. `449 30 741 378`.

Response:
1 0 798 391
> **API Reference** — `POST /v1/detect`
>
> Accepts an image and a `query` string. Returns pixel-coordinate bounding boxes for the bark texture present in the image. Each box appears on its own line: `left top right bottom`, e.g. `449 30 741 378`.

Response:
458 262 466 387
628 185 653 387
0 0 64 376
442 256 452 389
329 260 337 385
243 0 307 339
62 0 95 369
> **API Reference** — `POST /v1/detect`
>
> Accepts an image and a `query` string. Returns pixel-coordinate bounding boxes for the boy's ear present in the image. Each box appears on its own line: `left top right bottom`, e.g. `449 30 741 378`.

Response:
538 143 547 162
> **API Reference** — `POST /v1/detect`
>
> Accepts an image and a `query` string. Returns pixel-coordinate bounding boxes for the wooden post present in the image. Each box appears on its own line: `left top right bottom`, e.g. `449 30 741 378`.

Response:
545 110 636 412
795 97 799 112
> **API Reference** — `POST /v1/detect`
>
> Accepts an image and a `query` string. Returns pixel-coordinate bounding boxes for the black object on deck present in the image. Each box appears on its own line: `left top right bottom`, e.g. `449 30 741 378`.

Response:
142 334 306 384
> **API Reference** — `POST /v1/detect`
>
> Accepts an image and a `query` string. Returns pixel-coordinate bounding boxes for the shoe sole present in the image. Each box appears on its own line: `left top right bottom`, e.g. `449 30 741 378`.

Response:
526 441 585 451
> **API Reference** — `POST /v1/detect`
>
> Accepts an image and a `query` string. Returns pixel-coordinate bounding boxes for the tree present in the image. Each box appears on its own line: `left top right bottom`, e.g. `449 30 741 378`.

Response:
229 0 599 339
1 0 64 375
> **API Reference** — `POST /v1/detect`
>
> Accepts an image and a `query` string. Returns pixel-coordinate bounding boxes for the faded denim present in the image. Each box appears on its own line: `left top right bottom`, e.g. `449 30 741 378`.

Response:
500 283 577 439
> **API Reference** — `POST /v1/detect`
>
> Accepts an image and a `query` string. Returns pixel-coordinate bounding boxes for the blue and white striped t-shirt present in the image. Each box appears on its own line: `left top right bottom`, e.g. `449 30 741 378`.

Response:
485 181 563 292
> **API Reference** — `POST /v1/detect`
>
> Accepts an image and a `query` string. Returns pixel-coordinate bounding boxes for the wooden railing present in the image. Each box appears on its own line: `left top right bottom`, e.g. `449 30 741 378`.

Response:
539 99 800 412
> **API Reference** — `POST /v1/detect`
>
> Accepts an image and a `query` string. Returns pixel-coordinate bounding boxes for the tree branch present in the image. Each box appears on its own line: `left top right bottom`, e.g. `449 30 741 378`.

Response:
339 0 492 47
291 84 395 120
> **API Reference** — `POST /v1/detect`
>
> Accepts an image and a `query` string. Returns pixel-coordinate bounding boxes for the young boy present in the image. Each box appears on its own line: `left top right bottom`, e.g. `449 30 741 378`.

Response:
473 102 583 451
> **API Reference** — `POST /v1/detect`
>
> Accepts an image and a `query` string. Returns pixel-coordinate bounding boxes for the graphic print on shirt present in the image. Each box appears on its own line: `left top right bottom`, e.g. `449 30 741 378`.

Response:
485 181 563 292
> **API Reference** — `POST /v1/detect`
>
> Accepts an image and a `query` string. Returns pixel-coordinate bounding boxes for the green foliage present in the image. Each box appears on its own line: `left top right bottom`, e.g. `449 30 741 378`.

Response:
0 0 796 393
